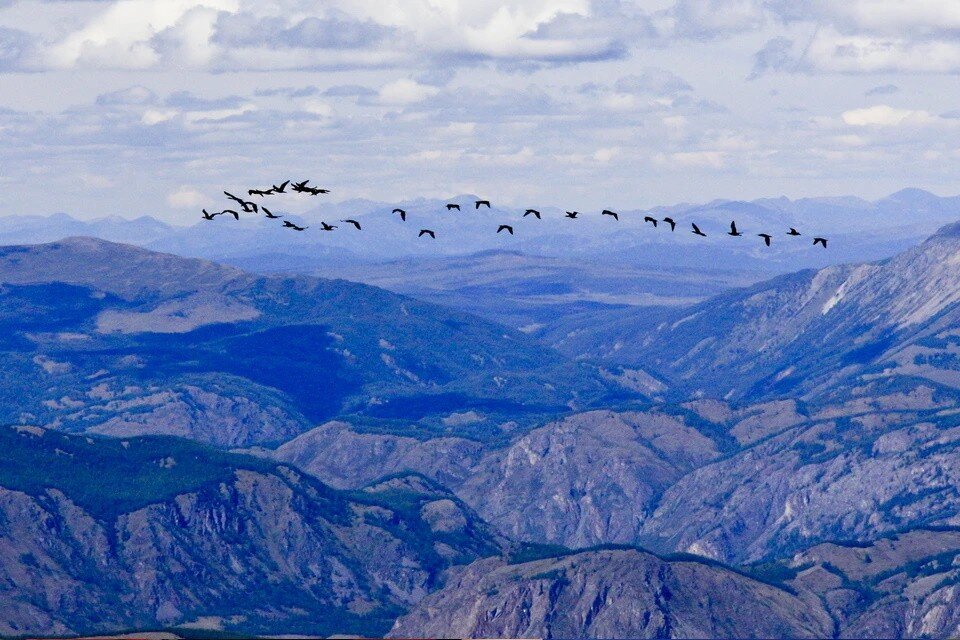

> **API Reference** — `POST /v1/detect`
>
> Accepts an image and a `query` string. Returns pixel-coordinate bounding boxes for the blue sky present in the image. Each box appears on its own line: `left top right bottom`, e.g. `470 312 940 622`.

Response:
1 0 959 222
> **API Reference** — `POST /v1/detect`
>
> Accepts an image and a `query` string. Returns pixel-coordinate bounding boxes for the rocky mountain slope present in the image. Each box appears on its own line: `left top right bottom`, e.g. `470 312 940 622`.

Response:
389 548 835 638
549 221 960 405
0 425 503 637
0 237 636 446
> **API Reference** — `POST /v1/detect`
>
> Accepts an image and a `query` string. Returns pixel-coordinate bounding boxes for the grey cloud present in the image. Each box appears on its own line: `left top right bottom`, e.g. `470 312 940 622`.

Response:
322 84 377 98
748 37 797 78
212 11 395 50
865 84 899 97
0 27 32 70
164 91 246 110
614 69 693 96
95 86 157 106
254 86 319 98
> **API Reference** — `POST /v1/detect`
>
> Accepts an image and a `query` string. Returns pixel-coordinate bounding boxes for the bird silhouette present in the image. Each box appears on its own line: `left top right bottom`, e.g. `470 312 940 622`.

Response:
691 223 706 237
497 224 514 235
601 209 619 221
341 219 361 230
201 209 221 220
644 216 658 227
728 221 743 237
319 221 337 231
271 180 290 194
225 191 258 213
476 200 491 209
524 209 541 219
248 188 272 197
446 203 460 211
813 237 828 248
291 180 311 192
419 229 436 238
663 217 676 231
758 233 772 247
283 221 307 231
393 208 407 221
222 209 240 220
262 206 282 219
565 211 580 218
787 228 801 236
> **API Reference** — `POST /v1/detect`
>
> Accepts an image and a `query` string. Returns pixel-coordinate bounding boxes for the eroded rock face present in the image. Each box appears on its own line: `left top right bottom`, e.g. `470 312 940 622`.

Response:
0 427 503 638
458 410 721 548
388 549 834 639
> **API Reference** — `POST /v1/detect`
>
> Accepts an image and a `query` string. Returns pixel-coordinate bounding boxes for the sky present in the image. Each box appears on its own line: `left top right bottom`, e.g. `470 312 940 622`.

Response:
1 0 960 223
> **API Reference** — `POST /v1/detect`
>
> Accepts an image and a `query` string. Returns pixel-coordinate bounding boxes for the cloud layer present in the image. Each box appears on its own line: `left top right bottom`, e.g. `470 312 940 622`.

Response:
0 0 958 220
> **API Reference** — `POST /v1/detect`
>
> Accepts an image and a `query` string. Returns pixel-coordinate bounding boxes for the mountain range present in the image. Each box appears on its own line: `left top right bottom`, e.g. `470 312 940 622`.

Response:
5 199 960 637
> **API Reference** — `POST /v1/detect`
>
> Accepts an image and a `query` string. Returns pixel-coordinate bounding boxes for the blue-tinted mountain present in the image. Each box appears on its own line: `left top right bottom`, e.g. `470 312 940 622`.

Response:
0 237 635 446
0 425 504 637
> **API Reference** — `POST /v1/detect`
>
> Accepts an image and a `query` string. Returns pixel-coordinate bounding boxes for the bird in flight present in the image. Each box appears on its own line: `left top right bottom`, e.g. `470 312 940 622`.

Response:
262 206 282 219
476 200 491 209
663 217 676 231
787 228 801 236
282 221 307 231
728 221 743 237
446 203 460 211
643 216 658 227
813 237 828 248
222 209 240 220
271 180 290 194
248 188 272 197
524 209 541 219
224 191 258 213
601 209 619 221
291 180 329 195
393 208 407 221
319 221 337 231
691 223 707 237
565 211 580 219
497 224 514 235
341 219 362 230
758 233 772 247
419 229 436 238
201 209 221 220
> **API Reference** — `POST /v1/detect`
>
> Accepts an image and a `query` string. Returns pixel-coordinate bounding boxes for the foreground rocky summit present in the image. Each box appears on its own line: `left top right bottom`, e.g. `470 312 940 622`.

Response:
389 548 834 638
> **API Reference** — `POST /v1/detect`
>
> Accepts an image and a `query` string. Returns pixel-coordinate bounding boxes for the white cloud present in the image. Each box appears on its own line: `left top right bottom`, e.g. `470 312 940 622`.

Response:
378 79 438 105
166 186 205 208
841 105 938 127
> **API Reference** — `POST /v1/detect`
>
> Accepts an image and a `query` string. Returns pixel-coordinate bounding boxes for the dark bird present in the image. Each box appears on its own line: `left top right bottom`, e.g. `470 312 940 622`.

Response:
201 209 220 220
262 206 282 219
419 229 435 238
248 188 272 197
225 192 258 213
341 219 361 230
393 208 407 221
283 221 307 231
565 211 580 218
813 237 828 248
476 199 491 209
728 221 743 237
497 224 514 235
663 217 676 231
222 209 240 221
291 180 311 191
787 227 801 236
601 209 619 221
271 180 290 194
758 233 772 247
691 223 707 237
319 221 337 231
523 209 541 219
446 203 460 211
643 216 658 227
307 186 331 195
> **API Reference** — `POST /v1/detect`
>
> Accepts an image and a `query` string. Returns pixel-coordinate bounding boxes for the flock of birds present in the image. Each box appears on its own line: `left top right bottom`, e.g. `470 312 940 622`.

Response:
201 181 829 248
